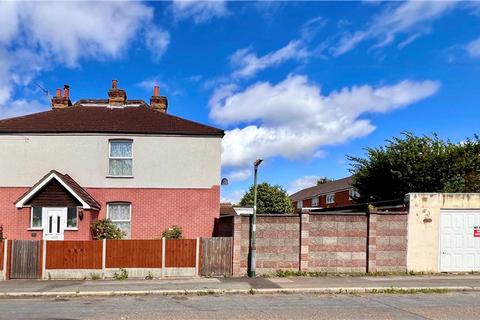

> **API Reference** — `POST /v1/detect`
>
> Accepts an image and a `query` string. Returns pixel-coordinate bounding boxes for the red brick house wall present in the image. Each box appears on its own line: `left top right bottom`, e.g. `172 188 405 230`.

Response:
0 186 219 240
294 189 354 209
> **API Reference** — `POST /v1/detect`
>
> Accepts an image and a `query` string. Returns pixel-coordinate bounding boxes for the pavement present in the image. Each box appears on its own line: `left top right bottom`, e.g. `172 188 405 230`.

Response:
1 274 480 298
1 292 480 319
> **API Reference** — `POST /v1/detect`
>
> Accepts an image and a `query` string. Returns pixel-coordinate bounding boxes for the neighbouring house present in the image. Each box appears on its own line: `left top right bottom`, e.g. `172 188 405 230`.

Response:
289 176 359 210
0 80 223 240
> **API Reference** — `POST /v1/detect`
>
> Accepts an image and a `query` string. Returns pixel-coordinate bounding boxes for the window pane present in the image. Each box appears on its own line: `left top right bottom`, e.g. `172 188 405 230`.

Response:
67 207 78 228
109 204 131 220
113 222 131 239
32 207 42 228
109 159 132 176
110 141 132 157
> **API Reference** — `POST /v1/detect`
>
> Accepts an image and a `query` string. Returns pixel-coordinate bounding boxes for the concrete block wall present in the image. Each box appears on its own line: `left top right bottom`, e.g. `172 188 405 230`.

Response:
308 214 368 273
375 213 408 272
231 211 408 276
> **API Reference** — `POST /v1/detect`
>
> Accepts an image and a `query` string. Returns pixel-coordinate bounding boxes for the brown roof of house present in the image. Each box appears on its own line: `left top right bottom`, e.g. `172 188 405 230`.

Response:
0 105 224 136
15 170 101 210
220 203 237 216
290 176 354 201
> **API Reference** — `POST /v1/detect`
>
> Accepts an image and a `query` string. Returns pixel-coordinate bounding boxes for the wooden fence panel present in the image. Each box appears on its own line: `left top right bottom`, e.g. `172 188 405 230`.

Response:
106 240 163 268
165 239 196 267
46 241 102 269
201 237 232 276
0 241 4 271
10 240 40 279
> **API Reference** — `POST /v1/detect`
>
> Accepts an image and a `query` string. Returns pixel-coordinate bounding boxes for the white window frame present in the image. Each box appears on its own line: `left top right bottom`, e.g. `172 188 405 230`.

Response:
65 207 79 230
297 200 303 209
312 196 319 207
108 139 133 177
349 188 360 200
30 207 43 230
326 193 335 204
107 202 132 238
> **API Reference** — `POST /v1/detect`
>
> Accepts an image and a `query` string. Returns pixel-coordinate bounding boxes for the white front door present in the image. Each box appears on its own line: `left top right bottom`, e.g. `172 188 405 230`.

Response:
440 210 480 272
43 207 67 241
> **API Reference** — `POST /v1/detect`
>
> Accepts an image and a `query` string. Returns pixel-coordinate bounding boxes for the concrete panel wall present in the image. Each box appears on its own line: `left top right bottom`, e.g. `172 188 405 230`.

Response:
407 193 480 272
308 214 367 273
0 134 221 189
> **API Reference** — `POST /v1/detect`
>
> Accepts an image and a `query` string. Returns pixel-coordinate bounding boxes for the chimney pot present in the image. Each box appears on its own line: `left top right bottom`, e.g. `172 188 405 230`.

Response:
52 85 72 109
64 85 70 98
153 85 159 97
112 79 118 89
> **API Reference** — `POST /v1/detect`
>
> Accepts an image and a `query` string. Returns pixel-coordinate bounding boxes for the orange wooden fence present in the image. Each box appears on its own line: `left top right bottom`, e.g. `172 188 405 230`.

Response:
106 240 163 268
165 239 196 267
46 240 102 269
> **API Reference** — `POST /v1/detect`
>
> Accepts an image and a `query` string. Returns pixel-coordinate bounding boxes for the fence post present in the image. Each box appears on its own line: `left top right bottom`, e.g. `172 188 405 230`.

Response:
3 239 7 280
42 240 47 280
102 239 106 279
195 237 200 277
161 237 166 279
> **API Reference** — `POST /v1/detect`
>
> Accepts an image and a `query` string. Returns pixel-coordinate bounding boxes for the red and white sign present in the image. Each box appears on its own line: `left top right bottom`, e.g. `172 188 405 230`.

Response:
474 226 480 238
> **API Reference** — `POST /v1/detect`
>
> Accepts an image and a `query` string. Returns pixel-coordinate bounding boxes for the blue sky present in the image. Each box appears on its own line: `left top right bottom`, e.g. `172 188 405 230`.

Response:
1 1 480 203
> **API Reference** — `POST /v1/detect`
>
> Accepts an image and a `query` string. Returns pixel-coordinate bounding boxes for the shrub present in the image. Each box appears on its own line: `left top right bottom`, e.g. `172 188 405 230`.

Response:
113 268 128 280
0 225 4 240
91 219 125 240
162 225 183 239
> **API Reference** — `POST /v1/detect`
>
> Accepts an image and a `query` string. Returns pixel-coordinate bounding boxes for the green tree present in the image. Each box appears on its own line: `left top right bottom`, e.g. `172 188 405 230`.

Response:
316 177 333 185
239 183 293 214
348 132 480 202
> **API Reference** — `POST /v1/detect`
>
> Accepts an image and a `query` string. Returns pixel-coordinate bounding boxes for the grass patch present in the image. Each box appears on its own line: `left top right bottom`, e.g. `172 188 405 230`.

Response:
367 287 449 294
89 272 101 280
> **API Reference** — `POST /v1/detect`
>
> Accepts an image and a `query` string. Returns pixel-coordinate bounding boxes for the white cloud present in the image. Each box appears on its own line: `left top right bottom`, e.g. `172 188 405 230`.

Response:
466 37 480 57
221 189 246 205
229 16 324 79
0 2 167 119
230 40 310 79
210 75 440 168
171 0 229 23
225 169 252 183
145 27 171 62
332 1 457 56
288 175 321 195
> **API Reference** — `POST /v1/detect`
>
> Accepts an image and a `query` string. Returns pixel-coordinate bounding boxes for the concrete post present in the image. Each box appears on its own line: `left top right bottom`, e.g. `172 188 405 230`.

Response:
195 237 200 277
3 239 8 280
42 240 46 280
161 237 166 279
299 211 310 271
102 239 106 279
367 211 377 273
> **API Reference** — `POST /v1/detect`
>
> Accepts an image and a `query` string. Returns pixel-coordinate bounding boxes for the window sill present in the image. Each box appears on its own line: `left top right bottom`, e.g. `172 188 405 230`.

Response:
65 228 78 231
28 228 43 231
106 175 134 179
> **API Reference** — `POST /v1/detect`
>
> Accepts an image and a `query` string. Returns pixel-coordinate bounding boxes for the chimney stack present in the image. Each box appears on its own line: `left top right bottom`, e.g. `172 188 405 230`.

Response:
51 84 72 109
108 79 127 106
150 85 168 113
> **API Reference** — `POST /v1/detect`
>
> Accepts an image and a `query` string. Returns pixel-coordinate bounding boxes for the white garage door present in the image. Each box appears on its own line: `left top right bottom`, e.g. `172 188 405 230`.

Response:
440 210 480 272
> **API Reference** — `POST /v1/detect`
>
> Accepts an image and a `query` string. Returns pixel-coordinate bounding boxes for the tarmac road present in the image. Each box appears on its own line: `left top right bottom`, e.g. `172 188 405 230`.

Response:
1 292 480 320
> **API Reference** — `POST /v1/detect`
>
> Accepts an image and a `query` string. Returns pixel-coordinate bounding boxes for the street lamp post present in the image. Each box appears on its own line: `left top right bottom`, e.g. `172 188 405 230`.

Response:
249 158 263 277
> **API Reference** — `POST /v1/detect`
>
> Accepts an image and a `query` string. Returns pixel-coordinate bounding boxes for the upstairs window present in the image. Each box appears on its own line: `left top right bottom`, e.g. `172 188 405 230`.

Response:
326 193 335 204
109 140 133 176
349 188 360 200
297 201 303 209
312 196 319 207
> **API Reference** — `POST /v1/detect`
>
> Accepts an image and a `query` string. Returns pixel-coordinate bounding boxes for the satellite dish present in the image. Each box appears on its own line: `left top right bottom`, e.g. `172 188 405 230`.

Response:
221 178 229 186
